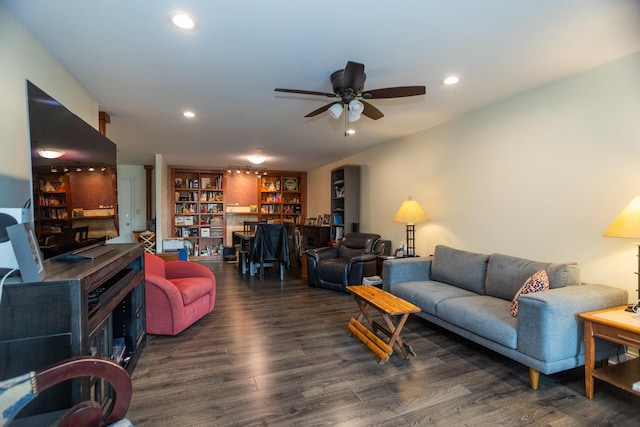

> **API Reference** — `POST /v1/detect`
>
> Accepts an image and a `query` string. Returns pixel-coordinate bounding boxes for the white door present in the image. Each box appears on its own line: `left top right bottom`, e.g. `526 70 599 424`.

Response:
109 177 134 243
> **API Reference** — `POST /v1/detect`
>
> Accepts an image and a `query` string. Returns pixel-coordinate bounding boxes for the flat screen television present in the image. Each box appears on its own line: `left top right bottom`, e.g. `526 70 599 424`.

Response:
27 80 119 259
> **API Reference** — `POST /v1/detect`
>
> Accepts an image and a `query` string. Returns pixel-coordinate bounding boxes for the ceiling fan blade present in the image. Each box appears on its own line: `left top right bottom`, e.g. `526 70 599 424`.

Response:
275 88 336 97
343 61 365 92
361 101 384 120
362 86 426 99
304 102 335 118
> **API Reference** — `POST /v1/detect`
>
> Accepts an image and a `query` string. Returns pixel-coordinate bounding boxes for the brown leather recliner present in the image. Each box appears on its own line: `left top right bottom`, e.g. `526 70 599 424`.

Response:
306 233 387 293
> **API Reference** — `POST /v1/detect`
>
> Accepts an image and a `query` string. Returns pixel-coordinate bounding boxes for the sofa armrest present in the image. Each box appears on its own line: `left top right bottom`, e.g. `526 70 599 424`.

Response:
382 258 432 291
165 260 214 281
306 246 338 262
144 272 185 318
347 253 377 266
516 283 628 365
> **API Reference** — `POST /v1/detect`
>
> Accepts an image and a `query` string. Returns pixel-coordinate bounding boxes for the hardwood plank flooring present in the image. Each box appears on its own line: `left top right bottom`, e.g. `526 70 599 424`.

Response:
128 261 640 426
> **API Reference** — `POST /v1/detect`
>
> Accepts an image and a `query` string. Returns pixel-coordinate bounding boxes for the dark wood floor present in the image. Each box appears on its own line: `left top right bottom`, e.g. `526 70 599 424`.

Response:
128 260 639 426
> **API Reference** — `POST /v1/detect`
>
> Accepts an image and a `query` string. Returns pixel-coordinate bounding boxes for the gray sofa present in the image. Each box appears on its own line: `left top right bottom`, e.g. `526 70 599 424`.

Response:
383 245 628 389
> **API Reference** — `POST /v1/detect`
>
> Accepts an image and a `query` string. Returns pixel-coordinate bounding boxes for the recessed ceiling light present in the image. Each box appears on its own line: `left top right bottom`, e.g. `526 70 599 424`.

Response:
183 111 196 118
442 76 461 85
168 12 198 31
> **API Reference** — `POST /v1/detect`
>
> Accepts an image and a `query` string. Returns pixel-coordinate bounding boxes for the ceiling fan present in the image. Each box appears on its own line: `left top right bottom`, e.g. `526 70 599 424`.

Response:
274 61 426 126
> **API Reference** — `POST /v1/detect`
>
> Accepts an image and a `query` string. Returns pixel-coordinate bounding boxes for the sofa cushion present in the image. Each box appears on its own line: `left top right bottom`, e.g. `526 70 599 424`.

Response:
171 277 214 305
390 280 478 316
485 253 580 301
430 245 489 295
510 270 549 317
437 295 518 349
317 258 349 283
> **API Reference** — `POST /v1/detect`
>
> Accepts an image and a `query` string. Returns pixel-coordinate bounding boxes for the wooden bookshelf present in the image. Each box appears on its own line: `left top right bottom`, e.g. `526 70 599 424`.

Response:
171 167 226 250
330 165 359 241
257 171 307 225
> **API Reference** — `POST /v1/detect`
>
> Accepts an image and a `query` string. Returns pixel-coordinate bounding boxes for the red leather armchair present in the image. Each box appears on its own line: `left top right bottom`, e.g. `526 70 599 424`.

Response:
144 253 216 336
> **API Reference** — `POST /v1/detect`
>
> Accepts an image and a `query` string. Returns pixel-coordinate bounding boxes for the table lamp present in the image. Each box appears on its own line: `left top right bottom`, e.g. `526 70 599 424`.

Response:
393 197 429 257
602 194 640 302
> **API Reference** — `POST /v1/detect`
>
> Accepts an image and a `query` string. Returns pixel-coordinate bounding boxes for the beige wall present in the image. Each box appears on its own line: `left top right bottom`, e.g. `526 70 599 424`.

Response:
308 51 640 302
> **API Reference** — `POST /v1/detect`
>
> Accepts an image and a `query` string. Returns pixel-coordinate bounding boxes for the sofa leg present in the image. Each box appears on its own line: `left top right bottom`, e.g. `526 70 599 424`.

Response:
528 368 540 390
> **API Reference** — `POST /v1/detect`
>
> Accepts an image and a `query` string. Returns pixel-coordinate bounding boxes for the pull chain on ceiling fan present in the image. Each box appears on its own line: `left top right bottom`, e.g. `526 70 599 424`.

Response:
275 61 426 136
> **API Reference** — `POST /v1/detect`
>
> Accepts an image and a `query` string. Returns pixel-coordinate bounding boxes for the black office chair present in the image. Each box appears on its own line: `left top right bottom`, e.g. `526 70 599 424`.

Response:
250 223 290 280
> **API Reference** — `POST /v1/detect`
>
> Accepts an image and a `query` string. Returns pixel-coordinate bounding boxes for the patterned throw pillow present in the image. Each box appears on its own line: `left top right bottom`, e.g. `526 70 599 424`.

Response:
510 270 549 317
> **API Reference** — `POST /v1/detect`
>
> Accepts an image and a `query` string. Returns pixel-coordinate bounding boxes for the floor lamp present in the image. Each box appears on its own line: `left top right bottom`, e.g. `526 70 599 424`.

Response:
603 194 640 304
393 197 429 257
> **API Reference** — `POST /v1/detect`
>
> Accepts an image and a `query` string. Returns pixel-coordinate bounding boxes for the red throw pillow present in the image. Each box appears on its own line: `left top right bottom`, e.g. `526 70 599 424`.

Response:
510 270 549 317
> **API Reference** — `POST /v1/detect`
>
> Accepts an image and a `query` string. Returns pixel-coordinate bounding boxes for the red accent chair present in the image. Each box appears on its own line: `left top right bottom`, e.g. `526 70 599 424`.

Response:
144 253 216 335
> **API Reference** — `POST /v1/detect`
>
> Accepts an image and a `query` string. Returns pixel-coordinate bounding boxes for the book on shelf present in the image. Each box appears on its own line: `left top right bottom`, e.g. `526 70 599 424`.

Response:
333 214 343 225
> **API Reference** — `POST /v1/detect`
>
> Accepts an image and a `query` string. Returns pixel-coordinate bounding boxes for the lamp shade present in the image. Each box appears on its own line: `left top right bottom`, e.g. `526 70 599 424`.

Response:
328 103 344 119
393 197 429 225
603 195 640 238
348 100 364 115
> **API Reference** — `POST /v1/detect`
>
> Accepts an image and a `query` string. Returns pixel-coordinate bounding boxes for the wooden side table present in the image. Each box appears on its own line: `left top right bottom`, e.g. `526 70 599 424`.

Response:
578 306 640 399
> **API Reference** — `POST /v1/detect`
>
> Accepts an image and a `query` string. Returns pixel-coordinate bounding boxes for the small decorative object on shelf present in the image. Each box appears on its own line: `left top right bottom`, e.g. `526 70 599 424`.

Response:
283 177 298 191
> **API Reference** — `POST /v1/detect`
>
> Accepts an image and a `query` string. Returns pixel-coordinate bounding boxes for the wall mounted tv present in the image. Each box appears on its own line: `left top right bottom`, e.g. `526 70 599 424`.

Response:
27 80 119 259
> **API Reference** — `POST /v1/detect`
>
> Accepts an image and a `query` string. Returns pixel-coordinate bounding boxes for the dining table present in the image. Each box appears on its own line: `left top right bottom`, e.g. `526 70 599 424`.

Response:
232 230 255 251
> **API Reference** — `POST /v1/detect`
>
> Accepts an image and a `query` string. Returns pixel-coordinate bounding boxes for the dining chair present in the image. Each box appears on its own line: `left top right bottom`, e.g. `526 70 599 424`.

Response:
249 223 290 280
0 357 132 427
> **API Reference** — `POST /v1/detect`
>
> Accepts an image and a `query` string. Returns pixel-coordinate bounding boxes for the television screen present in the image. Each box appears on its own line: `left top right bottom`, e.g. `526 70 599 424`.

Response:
27 81 119 258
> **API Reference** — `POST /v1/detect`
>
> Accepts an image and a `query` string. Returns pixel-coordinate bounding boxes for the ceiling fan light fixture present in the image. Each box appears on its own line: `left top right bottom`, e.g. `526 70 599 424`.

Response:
348 100 364 115
348 110 362 122
328 103 344 119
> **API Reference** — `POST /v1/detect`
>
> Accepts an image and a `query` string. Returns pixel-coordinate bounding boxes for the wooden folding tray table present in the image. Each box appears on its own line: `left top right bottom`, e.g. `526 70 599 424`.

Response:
346 285 421 362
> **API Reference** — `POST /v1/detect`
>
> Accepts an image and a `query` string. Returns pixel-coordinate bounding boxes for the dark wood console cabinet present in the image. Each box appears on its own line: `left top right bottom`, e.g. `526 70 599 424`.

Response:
0 243 146 418
302 225 331 250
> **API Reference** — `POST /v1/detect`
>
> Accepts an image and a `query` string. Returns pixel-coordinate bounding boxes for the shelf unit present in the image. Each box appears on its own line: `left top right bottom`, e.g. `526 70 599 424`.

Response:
0 243 145 419
330 165 360 241
258 171 307 225
171 168 226 249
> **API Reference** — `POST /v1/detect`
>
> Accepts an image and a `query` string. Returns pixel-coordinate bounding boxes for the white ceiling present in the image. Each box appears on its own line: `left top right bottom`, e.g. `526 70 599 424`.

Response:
3 0 640 172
